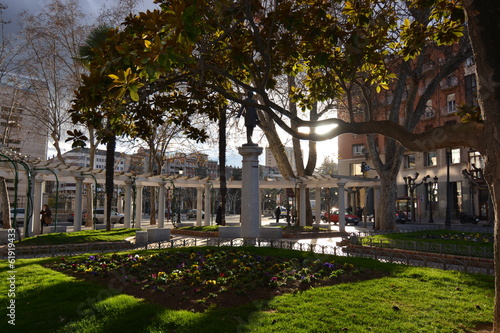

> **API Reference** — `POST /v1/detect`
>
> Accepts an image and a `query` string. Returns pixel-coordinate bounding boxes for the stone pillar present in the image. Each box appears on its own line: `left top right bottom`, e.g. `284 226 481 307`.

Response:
158 181 166 228
204 183 212 225
238 144 263 242
338 180 347 233
74 176 85 231
135 185 143 228
196 187 203 226
315 187 322 224
124 180 132 228
33 178 44 234
299 182 306 226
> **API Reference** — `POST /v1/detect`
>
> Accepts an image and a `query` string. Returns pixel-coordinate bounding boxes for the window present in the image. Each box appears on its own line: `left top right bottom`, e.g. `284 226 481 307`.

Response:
424 152 437 167
465 56 475 67
350 163 364 176
404 154 415 169
446 75 457 87
446 94 456 113
352 144 364 156
423 100 434 119
451 148 461 164
465 74 478 106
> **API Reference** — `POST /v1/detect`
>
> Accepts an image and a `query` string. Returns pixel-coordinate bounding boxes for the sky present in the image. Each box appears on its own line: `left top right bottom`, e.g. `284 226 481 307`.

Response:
1 0 337 168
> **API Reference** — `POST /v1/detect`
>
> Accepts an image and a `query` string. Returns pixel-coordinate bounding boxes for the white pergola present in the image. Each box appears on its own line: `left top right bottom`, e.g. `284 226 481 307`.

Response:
0 160 381 235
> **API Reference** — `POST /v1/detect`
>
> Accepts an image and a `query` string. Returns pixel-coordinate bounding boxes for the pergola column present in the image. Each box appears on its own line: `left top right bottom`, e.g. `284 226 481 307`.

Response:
338 180 347 233
299 182 306 226
196 187 203 226
135 185 143 228
204 183 212 225
33 178 44 234
124 179 132 228
315 187 321 224
74 176 85 231
158 181 166 228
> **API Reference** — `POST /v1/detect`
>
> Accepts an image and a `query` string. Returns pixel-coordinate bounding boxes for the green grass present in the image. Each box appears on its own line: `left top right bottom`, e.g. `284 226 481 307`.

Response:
15 228 140 246
0 247 493 333
358 230 494 259
178 225 219 231
280 226 330 232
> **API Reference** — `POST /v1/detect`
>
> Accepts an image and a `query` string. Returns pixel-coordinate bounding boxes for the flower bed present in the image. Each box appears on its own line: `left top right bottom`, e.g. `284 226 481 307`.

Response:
48 249 377 311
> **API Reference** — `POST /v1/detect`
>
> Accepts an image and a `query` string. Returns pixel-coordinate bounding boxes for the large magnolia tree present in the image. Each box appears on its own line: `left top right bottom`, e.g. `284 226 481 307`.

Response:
71 0 500 329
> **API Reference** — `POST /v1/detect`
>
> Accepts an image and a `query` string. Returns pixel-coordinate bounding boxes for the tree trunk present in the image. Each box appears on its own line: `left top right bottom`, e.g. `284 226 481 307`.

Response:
0 177 11 229
464 1 500 330
375 169 398 231
219 107 227 226
105 136 116 231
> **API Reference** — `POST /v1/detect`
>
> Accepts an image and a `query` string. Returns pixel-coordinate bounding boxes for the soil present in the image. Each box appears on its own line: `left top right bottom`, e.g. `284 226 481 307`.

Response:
46 264 389 312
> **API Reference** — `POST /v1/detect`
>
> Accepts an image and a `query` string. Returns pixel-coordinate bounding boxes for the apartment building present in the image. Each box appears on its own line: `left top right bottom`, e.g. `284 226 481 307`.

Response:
337 54 488 222
0 73 48 208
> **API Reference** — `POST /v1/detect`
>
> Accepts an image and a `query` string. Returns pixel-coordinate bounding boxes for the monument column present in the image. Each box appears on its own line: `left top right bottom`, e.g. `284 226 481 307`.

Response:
158 181 166 228
238 144 263 243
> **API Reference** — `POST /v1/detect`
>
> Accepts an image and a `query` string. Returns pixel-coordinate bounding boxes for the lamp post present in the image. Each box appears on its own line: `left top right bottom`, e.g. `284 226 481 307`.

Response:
177 168 184 224
403 173 429 222
424 176 438 223
445 148 452 230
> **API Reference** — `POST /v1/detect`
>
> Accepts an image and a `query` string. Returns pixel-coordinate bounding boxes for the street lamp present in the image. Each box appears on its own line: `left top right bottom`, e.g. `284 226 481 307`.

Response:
424 176 438 223
177 168 184 224
403 173 429 222
445 148 452 230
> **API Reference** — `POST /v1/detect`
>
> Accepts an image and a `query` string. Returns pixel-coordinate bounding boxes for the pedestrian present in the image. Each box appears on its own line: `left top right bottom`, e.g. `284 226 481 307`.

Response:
356 206 364 220
40 204 52 234
215 203 223 225
275 206 281 223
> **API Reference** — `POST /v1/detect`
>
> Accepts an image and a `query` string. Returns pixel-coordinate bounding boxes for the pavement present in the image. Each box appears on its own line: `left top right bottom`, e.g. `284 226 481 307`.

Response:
8 214 494 249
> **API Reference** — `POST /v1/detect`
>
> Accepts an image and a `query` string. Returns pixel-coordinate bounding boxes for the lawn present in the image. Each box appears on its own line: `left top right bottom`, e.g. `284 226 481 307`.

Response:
14 228 140 246
359 230 494 257
0 246 493 333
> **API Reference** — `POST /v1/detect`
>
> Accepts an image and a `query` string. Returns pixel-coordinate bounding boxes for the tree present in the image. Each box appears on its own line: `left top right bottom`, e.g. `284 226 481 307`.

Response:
70 1 500 328
17 0 92 164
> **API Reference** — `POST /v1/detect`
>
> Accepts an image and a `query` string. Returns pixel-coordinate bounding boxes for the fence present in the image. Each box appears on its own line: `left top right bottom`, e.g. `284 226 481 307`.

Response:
4 234 494 275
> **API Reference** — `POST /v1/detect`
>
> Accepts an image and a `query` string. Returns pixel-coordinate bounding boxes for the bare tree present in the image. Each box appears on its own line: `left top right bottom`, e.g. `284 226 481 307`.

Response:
17 0 91 164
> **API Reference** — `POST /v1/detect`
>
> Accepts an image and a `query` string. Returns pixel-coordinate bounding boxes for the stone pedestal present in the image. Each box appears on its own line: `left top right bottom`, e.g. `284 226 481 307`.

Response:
135 231 148 245
238 144 263 243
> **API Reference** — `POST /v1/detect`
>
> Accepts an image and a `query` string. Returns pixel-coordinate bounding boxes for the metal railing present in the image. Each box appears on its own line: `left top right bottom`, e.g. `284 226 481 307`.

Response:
4 235 494 275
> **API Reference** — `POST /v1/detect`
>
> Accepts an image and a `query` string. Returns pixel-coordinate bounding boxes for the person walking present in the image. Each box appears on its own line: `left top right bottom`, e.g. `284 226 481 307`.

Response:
40 204 52 234
215 203 223 225
275 206 281 224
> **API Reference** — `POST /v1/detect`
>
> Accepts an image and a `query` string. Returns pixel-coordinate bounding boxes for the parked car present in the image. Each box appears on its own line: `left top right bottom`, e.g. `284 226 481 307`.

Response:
395 210 407 223
0 208 25 225
321 210 360 225
186 209 204 219
91 209 124 224
67 211 87 224
277 206 287 218
459 212 479 224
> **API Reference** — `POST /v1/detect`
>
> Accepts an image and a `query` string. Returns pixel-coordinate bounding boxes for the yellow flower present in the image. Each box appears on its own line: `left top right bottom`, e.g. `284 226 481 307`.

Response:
85 268 93 273
206 280 217 285
192 265 199 270
158 271 166 277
